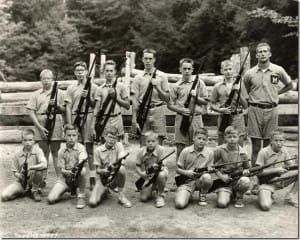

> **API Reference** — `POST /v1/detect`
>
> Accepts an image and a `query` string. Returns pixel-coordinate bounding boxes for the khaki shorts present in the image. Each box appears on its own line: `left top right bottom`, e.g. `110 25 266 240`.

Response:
175 114 204 145
259 173 298 193
247 105 278 139
142 105 166 136
214 176 250 194
103 114 124 137
177 173 210 193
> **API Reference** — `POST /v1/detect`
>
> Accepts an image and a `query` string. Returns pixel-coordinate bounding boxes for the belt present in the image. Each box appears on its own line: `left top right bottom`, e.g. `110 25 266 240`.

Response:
249 102 277 109
178 113 202 116
145 102 164 109
103 112 121 117
72 112 94 115
231 110 243 115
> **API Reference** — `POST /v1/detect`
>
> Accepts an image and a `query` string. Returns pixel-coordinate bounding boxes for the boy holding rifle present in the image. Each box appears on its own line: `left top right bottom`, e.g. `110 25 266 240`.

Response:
168 58 208 158
210 60 248 146
135 131 172 208
93 60 130 143
256 130 298 210
47 124 88 209
174 128 214 209
1 129 47 202
89 127 132 208
212 126 251 208
27 69 65 178
65 61 98 190
132 49 170 145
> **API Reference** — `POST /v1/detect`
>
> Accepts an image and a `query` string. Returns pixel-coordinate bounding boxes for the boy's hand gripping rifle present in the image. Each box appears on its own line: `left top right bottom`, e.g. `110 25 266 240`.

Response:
66 159 88 196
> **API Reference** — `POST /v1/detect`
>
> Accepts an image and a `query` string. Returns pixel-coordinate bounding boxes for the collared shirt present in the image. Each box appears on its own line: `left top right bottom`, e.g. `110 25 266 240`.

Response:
64 80 98 114
213 144 250 173
11 144 47 173
132 69 169 105
136 145 165 171
95 81 128 115
177 145 213 170
57 142 88 170
243 63 291 104
94 142 126 168
210 77 248 110
256 145 293 167
26 87 65 141
169 77 208 114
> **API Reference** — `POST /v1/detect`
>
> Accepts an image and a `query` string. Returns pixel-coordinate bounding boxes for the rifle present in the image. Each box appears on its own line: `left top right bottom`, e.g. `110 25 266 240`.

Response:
94 58 126 143
44 73 58 142
136 69 157 134
22 153 29 189
73 56 97 131
218 49 250 133
209 156 296 193
175 159 249 186
135 149 175 191
258 163 298 185
180 58 206 133
101 152 130 187
66 159 88 196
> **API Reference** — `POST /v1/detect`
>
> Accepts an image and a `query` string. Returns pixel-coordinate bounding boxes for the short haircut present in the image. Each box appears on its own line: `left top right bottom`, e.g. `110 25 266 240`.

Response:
143 48 156 58
224 126 239 135
194 128 208 138
103 60 116 70
74 61 87 70
104 126 118 136
270 130 285 139
22 128 35 139
256 42 271 52
144 131 158 140
220 60 234 69
179 58 194 68
64 124 78 134
40 69 53 79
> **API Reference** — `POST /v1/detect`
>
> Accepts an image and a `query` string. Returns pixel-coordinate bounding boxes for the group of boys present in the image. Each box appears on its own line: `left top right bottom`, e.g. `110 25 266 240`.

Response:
1 43 298 211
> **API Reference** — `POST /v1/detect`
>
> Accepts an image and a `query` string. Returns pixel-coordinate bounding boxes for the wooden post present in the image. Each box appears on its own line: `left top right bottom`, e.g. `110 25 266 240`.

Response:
230 53 240 75
89 53 96 82
130 52 136 71
124 51 131 92
100 50 107 79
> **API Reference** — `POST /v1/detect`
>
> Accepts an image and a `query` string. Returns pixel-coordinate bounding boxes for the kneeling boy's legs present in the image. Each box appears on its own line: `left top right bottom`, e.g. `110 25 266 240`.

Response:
1 182 25 201
258 186 273 211
156 170 168 196
47 180 69 204
175 183 193 209
196 173 213 193
89 179 107 207
216 188 231 208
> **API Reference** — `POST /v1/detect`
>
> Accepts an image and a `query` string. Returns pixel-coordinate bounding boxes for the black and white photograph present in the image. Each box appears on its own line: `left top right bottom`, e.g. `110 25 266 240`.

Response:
0 0 298 238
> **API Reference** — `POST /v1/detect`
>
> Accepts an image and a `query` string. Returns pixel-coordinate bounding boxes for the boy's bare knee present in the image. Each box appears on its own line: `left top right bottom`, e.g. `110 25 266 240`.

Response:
217 198 229 208
1 193 10 202
259 201 271 211
175 199 186 209
47 196 57 205
89 199 98 208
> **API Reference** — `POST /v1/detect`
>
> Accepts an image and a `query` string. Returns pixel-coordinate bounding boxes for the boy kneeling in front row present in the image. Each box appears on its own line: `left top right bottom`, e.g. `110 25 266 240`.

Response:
47 124 88 209
135 131 169 208
175 128 214 209
89 127 132 208
1 128 47 202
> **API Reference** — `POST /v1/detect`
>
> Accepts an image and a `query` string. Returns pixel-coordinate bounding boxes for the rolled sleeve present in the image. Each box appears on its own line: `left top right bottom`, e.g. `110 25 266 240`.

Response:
177 149 186 169
279 67 291 85
26 94 38 111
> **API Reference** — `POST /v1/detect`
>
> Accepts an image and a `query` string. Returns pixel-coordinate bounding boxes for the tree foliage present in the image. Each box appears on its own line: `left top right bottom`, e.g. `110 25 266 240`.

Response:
0 0 298 80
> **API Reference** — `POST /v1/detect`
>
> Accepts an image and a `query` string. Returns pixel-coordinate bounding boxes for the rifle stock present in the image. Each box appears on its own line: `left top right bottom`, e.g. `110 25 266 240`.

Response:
22 154 29 189
101 152 130 187
218 49 250 133
135 149 175 191
67 159 87 196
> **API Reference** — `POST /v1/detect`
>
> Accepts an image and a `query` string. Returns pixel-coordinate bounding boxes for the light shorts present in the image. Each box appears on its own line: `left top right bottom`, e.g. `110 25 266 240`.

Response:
177 173 211 193
142 105 166 136
247 105 278 139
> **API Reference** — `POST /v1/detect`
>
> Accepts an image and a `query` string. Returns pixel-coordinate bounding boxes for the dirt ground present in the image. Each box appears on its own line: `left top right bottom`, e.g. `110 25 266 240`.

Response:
0 141 298 238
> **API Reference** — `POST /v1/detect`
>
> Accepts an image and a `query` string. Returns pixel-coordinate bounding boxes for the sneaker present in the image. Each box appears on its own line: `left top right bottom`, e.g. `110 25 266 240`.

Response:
76 197 86 209
118 195 132 208
245 190 251 195
32 190 42 202
41 180 47 188
285 198 298 208
170 183 177 192
155 196 165 208
112 187 119 193
234 196 244 208
198 193 207 206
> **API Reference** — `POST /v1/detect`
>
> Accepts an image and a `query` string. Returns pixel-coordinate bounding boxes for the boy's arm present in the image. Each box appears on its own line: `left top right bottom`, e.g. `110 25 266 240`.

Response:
175 150 195 178
28 110 48 137
65 103 72 124
115 84 130 110
213 149 232 182
167 85 190 115
29 148 47 171
153 74 170 102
